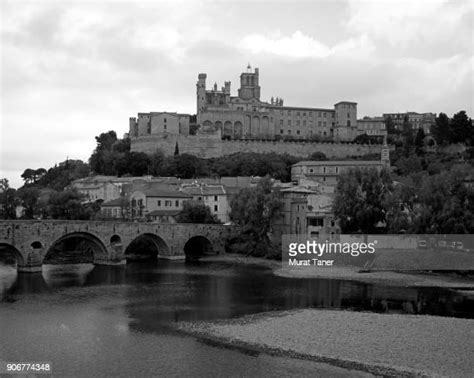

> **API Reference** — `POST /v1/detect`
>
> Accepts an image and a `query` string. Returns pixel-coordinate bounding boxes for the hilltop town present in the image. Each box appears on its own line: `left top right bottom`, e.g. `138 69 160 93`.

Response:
128 65 432 158
1 67 473 258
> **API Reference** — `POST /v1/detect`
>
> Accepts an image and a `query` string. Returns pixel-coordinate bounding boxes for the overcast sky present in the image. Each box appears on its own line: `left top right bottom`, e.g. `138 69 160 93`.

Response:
1 0 473 188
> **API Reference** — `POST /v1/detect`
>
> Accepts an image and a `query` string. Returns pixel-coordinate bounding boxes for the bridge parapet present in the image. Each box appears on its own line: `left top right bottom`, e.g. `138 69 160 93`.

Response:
0 220 240 272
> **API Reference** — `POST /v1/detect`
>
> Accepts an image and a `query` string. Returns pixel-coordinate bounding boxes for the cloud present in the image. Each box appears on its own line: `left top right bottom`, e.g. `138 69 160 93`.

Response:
240 30 375 60
241 31 331 58
346 0 473 60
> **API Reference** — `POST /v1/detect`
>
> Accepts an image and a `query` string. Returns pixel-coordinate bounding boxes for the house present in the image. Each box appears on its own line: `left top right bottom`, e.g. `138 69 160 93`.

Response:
291 160 387 187
180 184 229 223
146 210 181 223
101 197 129 219
129 189 192 220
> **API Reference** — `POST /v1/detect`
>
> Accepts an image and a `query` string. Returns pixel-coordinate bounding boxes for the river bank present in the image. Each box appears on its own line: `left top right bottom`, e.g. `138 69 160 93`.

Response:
206 253 474 288
176 308 474 377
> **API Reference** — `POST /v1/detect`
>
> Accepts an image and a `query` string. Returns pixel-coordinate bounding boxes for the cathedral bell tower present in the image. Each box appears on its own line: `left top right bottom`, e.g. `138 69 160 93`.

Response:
238 64 261 101
196 73 207 114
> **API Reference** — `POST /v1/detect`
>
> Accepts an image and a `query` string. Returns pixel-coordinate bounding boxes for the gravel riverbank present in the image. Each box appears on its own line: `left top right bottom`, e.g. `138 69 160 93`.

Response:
177 309 474 377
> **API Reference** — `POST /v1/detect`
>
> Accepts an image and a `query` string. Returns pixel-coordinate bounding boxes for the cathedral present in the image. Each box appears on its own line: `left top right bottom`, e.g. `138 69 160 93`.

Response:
196 64 358 141
128 66 386 158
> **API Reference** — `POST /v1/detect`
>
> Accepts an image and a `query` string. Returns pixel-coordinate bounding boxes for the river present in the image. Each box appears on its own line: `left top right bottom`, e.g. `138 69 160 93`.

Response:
0 260 473 376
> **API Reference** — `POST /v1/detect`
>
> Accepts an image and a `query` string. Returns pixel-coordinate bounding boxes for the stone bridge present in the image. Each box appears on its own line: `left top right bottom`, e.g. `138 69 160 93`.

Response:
0 220 240 272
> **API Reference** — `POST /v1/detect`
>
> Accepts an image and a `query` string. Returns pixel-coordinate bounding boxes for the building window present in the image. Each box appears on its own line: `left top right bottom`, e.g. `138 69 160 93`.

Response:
303 120 306 126
297 130 300 135
296 111 300 116
288 130 291 134
158 200 161 206
147 123 151 134
175 200 179 207
323 112 327 118
330 219 336 227
165 200 171 207
318 121 322 127
164 124 167 130
296 120 300 126
308 218 324 227
288 120 291 126
214 196 218 201
280 119 283 125
288 110 291 115
214 205 218 211
347 113 350 118
335 167 339 173
280 129 283 134
347 120 351 127
164 118 167 123
303 112 306 116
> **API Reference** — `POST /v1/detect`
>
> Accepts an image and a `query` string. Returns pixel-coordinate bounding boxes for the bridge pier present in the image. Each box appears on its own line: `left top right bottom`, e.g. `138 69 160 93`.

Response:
17 247 44 273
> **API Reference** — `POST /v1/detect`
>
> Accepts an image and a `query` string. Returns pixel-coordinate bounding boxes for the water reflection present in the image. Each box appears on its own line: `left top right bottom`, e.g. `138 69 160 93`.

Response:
0 261 473 321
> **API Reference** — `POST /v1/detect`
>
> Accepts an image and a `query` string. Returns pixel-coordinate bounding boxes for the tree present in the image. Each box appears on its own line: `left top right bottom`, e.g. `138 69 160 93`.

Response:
125 152 150 176
0 179 18 219
18 186 40 219
149 150 165 176
309 152 328 161
333 167 393 233
385 165 474 233
174 142 180 156
46 189 98 220
89 131 119 174
35 160 90 191
173 154 206 178
353 134 381 145
431 112 450 145
450 111 472 144
230 176 282 238
385 116 398 135
176 201 220 224
394 155 423 176
21 168 36 185
413 165 474 233
414 128 425 155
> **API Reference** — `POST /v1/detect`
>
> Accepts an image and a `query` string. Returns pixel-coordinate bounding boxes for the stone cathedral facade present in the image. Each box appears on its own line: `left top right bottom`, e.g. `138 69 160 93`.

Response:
129 66 384 158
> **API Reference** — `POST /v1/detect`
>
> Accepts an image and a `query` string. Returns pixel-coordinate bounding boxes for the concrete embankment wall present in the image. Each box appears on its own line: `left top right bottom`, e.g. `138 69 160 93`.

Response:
335 235 474 271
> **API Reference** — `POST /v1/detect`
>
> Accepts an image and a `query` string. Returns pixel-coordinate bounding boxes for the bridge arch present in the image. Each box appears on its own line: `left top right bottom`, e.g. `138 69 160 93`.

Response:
44 232 108 265
0 243 26 267
125 233 170 262
184 235 214 261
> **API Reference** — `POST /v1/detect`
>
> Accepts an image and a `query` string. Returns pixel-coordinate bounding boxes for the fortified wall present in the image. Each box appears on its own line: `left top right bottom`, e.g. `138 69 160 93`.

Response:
130 134 384 159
